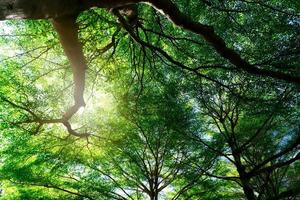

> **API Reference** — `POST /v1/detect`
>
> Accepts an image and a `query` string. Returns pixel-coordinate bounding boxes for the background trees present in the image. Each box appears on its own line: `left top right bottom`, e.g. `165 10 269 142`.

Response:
185 77 299 199
0 0 299 199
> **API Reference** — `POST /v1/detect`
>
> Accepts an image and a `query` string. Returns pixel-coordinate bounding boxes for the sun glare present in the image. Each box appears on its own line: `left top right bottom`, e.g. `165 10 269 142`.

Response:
72 89 115 121
77 106 85 115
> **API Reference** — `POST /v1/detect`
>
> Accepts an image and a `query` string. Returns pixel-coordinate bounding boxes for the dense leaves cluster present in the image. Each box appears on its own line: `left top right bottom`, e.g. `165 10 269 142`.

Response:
0 0 299 199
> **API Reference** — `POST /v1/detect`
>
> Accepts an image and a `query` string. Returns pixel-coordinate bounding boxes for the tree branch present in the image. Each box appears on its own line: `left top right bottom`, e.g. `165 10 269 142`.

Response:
146 0 300 84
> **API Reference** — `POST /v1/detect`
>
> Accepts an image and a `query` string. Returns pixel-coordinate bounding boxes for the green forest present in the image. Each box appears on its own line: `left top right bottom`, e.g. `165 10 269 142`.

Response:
0 0 299 199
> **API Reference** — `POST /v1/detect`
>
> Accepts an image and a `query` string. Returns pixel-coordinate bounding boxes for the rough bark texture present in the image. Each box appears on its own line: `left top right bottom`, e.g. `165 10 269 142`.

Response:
0 0 141 20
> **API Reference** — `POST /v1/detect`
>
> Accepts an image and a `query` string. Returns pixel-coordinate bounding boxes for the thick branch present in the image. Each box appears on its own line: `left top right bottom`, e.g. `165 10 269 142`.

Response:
248 152 300 177
0 0 141 20
52 15 86 110
1 0 299 84
249 129 300 175
146 0 300 84
1 96 89 138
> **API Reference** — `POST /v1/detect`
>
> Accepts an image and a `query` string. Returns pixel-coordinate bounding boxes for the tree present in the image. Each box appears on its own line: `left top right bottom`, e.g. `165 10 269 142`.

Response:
185 75 300 199
0 0 299 199
1 0 299 135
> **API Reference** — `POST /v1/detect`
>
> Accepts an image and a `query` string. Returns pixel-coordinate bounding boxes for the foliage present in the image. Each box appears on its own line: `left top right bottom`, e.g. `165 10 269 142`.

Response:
0 1 299 200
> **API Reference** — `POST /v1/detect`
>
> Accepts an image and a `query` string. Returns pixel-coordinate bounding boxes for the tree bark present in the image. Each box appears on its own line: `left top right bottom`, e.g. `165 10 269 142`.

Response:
146 0 300 84
0 0 140 20
52 15 86 110
239 173 256 200
1 0 299 84
231 144 256 200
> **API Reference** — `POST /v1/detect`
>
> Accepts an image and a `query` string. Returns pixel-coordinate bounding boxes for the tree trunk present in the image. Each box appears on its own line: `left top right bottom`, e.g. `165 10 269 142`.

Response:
234 160 256 200
149 193 158 200
231 145 256 200
239 175 256 200
0 0 140 20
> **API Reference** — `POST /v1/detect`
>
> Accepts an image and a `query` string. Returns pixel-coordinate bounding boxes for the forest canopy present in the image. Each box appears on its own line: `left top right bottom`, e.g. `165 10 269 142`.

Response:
0 0 299 199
